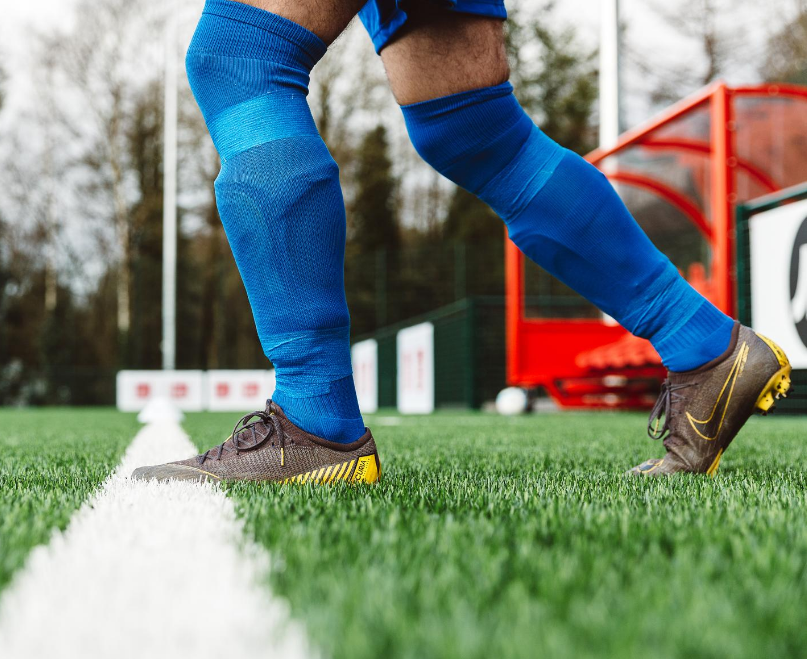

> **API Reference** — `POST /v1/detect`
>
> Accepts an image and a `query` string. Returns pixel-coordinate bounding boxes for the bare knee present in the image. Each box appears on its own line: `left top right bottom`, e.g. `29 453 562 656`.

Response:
380 8 509 105
230 0 366 44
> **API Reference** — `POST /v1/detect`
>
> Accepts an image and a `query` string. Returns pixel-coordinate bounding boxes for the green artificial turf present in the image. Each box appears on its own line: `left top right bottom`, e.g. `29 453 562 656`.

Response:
0 408 137 591
185 410 807 659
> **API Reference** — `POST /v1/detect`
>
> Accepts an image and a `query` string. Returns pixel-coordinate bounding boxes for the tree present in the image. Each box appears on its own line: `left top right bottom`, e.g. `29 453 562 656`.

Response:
640 0 751 108
507 2 598 154
762 4 807 83
0 60 7 363
346 125 399 334
126 80 164 368
350 125 399 254
35 0 163 355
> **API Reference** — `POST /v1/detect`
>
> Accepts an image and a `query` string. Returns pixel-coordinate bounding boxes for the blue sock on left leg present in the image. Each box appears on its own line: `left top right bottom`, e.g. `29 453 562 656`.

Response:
186 0 364 442
401 83 734 372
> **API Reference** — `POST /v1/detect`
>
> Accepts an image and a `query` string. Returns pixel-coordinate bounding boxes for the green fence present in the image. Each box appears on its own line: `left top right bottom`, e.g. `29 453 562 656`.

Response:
736 182 807 414
358 296 506 410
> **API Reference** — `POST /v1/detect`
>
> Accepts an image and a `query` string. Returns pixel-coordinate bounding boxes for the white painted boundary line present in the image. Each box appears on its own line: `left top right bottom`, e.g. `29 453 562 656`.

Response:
0 421 315 659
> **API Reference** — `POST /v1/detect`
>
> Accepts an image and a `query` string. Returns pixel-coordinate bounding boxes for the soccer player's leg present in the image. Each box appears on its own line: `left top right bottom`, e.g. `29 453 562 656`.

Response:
369 2 791 476
133 0 382 484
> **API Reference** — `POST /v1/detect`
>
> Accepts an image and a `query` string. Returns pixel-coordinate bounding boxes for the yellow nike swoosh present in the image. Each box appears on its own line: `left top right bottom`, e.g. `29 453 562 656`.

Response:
686 342 749 441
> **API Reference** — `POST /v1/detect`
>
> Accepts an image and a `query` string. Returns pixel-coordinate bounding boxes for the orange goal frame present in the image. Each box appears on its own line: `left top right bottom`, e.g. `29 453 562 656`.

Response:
505 81 807 408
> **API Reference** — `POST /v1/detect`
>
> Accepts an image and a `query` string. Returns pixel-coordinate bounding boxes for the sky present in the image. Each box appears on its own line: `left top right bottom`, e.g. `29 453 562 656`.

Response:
2 0 77 117
1 0 792 129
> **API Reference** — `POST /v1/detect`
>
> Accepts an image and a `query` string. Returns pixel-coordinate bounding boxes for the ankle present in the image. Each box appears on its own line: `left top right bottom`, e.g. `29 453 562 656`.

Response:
272 376 365 444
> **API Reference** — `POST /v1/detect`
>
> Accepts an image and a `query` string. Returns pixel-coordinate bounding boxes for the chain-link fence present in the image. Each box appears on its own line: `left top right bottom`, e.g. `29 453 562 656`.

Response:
346 241 506 339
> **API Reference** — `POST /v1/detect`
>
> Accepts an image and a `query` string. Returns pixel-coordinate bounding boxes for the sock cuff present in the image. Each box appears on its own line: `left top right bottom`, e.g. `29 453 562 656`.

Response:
196 0 327 65
654 301 735 372
401 81 515 114
401 82 535 191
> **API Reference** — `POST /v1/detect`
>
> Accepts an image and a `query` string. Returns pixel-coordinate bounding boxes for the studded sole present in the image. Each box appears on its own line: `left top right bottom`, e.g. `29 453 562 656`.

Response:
755 365 793 415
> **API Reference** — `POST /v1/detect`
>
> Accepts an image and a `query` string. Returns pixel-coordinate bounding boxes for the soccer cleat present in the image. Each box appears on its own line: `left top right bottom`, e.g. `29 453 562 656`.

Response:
628 322 791 476
131 401 381 484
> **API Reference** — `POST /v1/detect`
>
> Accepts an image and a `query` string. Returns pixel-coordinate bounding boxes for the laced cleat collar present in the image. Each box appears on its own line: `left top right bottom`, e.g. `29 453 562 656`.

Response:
198 401 288 466
647 380 697 447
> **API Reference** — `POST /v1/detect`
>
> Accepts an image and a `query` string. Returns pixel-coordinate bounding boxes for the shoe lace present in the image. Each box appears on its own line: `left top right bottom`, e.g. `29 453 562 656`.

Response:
647 380 695 441
198 404 287 466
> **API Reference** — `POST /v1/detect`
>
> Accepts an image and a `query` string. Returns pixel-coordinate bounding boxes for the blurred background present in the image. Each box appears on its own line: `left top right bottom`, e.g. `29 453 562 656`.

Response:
1 0 805 407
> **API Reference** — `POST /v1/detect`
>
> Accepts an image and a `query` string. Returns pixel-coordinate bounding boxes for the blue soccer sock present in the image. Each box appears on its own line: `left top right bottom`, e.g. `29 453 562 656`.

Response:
186 0 364 442
402 82 734 372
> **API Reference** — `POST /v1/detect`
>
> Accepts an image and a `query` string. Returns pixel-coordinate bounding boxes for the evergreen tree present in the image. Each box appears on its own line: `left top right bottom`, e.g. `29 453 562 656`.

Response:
346 125 399 335
350 125 399 255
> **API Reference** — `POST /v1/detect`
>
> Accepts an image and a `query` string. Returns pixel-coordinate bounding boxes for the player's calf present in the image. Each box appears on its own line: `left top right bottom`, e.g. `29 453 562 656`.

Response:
185 0 366 444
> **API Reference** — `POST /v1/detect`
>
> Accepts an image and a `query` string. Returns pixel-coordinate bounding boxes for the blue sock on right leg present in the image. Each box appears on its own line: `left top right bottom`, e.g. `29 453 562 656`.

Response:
401 83 734 372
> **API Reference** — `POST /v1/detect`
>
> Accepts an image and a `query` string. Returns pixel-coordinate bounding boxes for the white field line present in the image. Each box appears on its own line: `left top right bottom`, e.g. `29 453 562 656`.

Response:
0 421 315 659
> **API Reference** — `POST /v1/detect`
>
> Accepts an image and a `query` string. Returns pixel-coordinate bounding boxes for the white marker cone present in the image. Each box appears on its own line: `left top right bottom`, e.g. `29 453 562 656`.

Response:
137 396 184 424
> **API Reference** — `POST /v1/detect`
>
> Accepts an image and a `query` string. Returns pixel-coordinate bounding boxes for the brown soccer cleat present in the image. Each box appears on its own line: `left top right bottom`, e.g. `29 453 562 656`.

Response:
628 322 792 476
132 401 381 484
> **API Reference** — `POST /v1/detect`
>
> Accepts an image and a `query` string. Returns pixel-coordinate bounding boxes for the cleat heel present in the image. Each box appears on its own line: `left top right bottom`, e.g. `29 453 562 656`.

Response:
754 333 792 415
755 366 792 414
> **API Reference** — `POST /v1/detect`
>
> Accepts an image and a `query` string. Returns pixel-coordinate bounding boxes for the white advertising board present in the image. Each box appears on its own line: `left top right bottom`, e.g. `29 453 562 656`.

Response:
750 198 807 368
397 322 434 414
352 339 378 414
205 370 276 411
116 370 205 412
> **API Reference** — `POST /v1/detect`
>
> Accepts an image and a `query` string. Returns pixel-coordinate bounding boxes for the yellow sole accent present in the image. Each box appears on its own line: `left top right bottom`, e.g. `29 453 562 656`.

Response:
351 454 381 484
706 448 723 477
334 460 350 481
754 334 792 415
279 454 382 486
340 460 355 482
